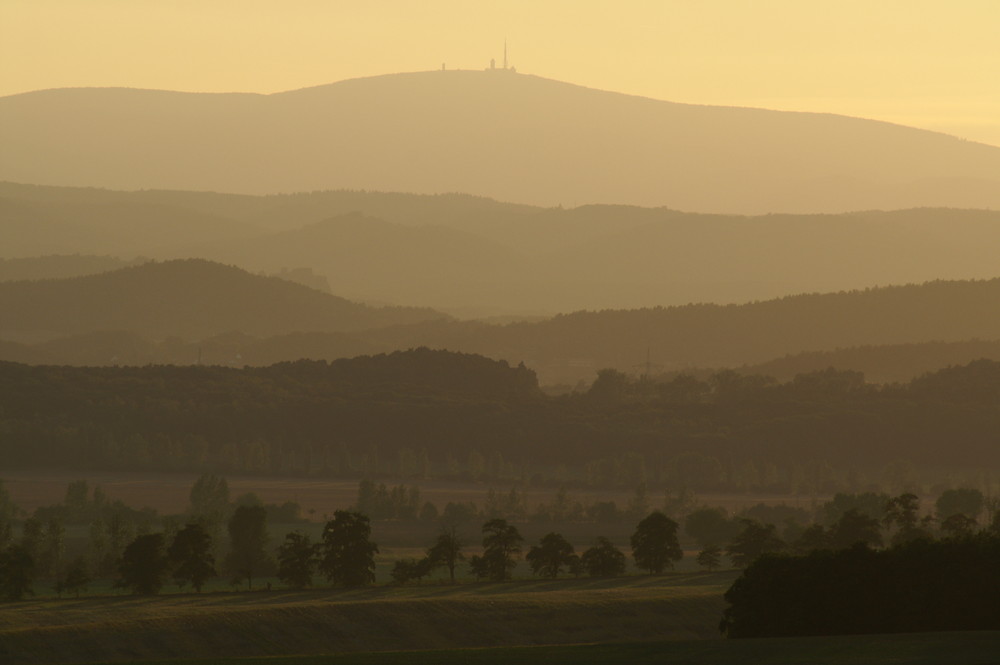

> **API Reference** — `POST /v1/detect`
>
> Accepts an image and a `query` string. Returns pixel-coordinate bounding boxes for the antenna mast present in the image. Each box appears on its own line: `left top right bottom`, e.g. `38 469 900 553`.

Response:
504 39 508 70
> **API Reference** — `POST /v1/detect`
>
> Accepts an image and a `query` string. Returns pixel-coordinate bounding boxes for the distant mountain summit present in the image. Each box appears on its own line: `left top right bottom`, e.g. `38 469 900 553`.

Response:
2 71 998 213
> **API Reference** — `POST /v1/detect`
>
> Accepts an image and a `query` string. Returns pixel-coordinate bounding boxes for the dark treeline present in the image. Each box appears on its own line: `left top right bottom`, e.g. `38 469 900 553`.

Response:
2 351 1000 488
720 534 1000 638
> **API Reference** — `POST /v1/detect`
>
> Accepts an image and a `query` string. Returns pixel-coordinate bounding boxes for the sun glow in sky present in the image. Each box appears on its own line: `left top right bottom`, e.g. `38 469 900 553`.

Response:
2 0 999 146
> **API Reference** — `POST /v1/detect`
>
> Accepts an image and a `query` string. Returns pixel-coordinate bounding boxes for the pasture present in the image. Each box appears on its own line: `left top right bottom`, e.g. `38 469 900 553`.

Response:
78 631 1000 665
0 572 733 664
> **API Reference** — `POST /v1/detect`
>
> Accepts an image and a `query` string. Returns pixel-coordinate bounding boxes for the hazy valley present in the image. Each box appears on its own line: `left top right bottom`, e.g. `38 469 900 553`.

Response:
3 59 1000 665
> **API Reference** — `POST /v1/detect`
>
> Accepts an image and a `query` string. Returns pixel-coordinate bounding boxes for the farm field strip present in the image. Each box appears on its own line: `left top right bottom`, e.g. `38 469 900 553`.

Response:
64 631 1000 665
0 573 734 665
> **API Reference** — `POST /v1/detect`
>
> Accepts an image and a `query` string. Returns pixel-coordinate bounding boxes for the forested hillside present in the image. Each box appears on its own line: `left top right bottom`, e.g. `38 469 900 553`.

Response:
3 352 998 490
5 276 1000 385
5 181 1000 313
0 259 445 342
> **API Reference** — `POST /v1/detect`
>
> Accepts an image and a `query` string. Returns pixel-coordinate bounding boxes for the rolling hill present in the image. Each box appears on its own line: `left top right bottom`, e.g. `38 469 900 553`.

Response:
5 182 1000 315
2 71 999 214
0 259 446 343
7 276 1000 387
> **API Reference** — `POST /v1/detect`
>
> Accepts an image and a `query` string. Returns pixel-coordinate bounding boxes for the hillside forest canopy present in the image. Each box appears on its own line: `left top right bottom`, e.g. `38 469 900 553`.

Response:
2 349 999 494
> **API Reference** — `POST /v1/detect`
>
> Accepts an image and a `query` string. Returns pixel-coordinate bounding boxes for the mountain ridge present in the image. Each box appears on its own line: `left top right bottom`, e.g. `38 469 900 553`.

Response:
3 70 998 213
5 181 1000 315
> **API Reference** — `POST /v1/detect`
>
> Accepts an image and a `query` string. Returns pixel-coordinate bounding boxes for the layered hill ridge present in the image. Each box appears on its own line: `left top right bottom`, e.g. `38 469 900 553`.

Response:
6 273 1000 385
5 182 1000 314
2 71 999 214
0 259 445 342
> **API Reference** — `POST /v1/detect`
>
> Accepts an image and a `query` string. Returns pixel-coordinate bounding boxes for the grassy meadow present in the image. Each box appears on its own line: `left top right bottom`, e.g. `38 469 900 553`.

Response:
0 571 734 665
78 631 1000 665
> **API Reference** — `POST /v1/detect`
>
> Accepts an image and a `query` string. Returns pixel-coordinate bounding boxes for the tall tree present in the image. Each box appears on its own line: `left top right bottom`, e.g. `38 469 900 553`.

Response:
581 537 626 577
884 493 932 545
225 505 271 590
940 513 978 537
696 545 722 571
472 518 523 582
0 544 35 600
168 523 216 592
726 520 785 568
118 533 169 595
389 557 433 584
319 511 378 587
277 531 318 589
935 488 984 522
630 511 683 574
0 480 19 549
54 556 91 598
684 507 739 548
426 526 464 583
38 518 66 579
828 509 883 550
189 474 230 544
525 532 575 579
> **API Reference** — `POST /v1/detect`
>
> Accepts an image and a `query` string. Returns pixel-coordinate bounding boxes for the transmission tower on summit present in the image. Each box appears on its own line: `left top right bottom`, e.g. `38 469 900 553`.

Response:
489 39 515 72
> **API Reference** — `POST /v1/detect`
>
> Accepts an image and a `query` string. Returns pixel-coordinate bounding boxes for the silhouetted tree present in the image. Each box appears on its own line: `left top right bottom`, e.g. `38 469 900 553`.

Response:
118 533 169 595
20 518 43 563
168 523 216 592
631 511 682 574
225 505 271 590
940 513 978 537
935 488 984 522
0 544 35 600
588 368 629 403
884 493 932 545
390 557 433 584
684 507 739 548
277 531 318 589
0 480 18 549
525 532 575 578
726 519 784 568
829 509 883 550
473 518 523 582
697 545 722 571
37 517 65 579
426 526 464 583
54 556 90 598
884 493 918 527
189 473 230 545
791 523 830 554
581 537 626 577
319 511 378 587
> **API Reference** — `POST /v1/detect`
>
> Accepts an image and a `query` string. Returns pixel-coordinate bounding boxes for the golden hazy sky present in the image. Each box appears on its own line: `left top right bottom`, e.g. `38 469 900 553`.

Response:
3 0 999 146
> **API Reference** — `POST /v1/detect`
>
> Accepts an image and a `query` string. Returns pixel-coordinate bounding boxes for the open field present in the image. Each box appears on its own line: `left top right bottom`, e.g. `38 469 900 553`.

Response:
0 572 734 665
77 631 1000 665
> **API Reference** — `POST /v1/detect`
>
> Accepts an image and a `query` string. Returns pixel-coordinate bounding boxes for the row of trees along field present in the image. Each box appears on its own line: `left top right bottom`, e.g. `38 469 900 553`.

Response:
3 353 1000 489
2 474 998 600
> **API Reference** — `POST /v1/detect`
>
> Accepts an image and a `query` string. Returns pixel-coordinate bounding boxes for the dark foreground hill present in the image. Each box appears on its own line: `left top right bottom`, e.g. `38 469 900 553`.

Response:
2 71 999 214
0 259 444 342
